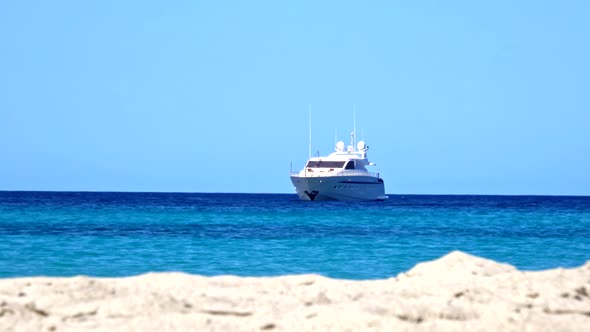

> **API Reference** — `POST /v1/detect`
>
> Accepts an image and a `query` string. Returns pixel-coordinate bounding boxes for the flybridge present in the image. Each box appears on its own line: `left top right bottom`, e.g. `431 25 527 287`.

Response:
333 138 369 159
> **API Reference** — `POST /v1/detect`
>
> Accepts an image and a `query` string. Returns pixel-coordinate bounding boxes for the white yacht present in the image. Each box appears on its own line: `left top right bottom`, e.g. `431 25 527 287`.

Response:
290 133 388 201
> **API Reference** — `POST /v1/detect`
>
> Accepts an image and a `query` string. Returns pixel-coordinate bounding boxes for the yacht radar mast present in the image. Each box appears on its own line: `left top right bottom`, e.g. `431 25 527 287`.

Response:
308 105 312 159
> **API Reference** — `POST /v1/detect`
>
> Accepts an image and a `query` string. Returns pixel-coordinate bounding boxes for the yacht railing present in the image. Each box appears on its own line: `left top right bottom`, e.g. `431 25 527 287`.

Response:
290 170 380 178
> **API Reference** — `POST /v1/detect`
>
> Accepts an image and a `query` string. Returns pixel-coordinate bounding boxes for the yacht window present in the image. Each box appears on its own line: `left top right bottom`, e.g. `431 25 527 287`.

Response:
345 161 355 170
306 161 345 168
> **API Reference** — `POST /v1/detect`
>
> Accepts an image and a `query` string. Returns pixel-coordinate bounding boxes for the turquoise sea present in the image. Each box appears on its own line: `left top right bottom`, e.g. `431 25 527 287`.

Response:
0 191 589 279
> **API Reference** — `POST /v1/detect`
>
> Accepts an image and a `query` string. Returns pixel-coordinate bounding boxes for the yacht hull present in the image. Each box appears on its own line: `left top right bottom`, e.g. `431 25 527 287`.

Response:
290 175 388 201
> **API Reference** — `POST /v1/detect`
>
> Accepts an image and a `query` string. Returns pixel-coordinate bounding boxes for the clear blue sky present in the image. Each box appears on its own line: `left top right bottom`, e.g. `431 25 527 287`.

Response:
1 1 589 195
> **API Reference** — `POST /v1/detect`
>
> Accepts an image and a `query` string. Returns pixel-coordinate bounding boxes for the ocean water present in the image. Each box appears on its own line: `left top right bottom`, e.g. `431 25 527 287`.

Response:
0 191 589 280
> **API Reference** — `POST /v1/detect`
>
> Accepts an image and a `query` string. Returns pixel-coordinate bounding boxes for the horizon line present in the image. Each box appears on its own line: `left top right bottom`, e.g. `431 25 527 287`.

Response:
0 190 588 198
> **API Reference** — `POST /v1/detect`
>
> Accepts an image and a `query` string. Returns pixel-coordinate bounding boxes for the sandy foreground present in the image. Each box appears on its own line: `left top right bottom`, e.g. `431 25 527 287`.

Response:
1 251 589 332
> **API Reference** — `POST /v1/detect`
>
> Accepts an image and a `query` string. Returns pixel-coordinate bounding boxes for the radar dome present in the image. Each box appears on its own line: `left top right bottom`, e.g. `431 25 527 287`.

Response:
357 141 367 151
336 141 345 151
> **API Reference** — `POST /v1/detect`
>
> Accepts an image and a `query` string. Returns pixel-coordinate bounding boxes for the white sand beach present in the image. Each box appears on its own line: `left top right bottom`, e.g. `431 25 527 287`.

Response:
1 251 588 331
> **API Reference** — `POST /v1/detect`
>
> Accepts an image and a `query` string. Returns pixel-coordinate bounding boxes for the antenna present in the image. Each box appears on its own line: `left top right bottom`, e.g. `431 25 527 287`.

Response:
353 105 357 146
308 105 312 159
